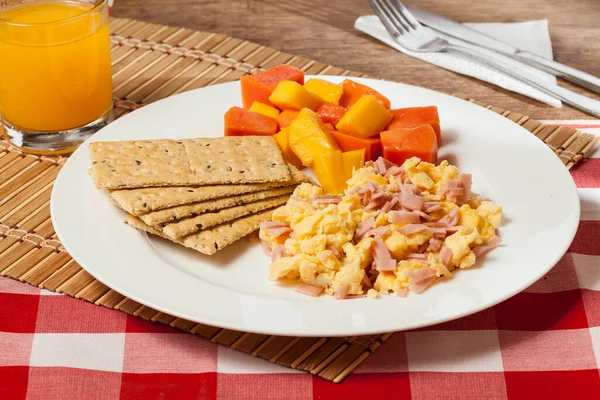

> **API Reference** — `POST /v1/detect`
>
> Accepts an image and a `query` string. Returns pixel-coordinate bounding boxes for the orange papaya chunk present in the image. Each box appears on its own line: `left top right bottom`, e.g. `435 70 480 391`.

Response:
240 65 305 109
330 130 382 161
387 106 441 145
316 102 346 125
276 109 300 129
339 79 391 109
224 106 278 136
381 125 438 165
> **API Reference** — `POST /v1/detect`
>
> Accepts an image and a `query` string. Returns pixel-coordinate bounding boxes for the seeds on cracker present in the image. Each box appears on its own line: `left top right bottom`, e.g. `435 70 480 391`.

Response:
124 209 275 255
89 136 290 189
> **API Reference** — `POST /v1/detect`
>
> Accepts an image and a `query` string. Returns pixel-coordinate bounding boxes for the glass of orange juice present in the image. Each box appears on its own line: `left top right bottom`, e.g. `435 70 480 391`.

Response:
0 0 112 154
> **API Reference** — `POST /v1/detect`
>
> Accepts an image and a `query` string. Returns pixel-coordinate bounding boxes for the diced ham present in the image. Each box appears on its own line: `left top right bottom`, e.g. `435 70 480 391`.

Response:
397 223 429 235
449 187 465 196
423 201 442 213
384 165 404 179
438 207 459 227
395 288 409 297
437 186 450 196
405 268 437 294
372 238 397 271
361 190 371 206
260 221 293 237
417 242 430 253
429 227 447 234
261 239 272 256
313 195 342 205
388 210 421 224
379 199 395 214
402 183 418 195
354 217 375 241
440 246 453 266
400 193 424 211
405 253 427 260
427 237 443 252
335 284 349 300
424 221 446 227
271 244 286 262
473 235 502 256
366 192 392 211
446 179 460 188
295 283 324 297
364 226 390 239
433 231 447 239
445 226 461 233
413 210 434 221
375 157 394 175
458 173 472 205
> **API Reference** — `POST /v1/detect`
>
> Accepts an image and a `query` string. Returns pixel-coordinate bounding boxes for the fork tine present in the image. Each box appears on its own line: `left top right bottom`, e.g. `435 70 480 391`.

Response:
369 0 404 37
390 0 423 30
372 0 409 34
387 0 421 31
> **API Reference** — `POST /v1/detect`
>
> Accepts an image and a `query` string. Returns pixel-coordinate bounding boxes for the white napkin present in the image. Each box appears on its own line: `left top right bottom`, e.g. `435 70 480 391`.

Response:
355 16 562 107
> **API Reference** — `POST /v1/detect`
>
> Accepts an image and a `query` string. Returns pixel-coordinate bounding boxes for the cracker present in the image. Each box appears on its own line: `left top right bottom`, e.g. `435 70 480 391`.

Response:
89 136 290 189
109 163 310 214
162 194 289 239
138 186 294 226
124 209 274 255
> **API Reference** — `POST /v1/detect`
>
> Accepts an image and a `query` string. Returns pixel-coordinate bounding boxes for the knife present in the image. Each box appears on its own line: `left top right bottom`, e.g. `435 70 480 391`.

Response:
409 7 600 95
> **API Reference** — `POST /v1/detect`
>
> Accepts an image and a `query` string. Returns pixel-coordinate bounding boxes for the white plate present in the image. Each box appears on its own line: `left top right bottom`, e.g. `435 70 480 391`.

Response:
51 77 579 337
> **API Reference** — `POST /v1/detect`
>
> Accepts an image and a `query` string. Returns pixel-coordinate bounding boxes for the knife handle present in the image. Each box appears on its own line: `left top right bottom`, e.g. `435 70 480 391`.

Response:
446 45 600 118
514 51 600 95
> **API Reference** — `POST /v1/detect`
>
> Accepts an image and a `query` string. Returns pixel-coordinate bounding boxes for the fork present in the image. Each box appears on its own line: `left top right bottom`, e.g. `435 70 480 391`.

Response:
370 0 600 118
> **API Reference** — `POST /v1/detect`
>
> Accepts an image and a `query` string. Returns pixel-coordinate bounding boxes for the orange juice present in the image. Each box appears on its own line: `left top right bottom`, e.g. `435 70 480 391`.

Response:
0 1 112 132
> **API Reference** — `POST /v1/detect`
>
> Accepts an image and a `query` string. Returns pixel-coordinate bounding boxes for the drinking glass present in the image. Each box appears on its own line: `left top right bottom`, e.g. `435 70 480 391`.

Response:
0 0 112 154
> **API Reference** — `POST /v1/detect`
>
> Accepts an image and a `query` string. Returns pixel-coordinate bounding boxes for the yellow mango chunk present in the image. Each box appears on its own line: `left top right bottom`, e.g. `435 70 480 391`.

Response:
250 101 280 119
269 81 322 111
342 148 365 179
335 95 393 137
288 108 340 167
304 79 343 104
273 128 303 169
313 150 347 194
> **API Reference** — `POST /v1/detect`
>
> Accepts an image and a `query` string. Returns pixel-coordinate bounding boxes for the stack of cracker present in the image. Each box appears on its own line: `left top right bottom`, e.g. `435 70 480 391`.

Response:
89 136 309 255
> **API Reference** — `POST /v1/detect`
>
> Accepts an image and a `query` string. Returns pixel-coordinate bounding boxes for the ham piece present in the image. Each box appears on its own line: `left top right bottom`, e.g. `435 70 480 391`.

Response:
473 235 502 256
397 224 429 235
400 192 425 210
260 221 293 237
372 238 397 271
440 246 453 266
388 210 421 224
271 244 286 262
405 268 437 293
335 284 349 300
313 195 342 205
354 218 375 241
295 283 324 297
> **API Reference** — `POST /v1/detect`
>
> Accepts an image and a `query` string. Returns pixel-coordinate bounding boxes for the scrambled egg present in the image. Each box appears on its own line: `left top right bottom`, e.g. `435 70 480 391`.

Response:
260 157 502 298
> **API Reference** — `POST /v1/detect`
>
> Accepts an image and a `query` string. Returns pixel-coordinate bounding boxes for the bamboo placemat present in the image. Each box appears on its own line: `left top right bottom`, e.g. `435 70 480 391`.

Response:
0 17 598 383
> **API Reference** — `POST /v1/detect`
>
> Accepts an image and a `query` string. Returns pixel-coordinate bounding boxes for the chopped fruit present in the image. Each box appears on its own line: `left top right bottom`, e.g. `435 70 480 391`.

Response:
304 78 343 104
269 81 322 111
330 130 382 161
240 65 304 108
339 79 391 109
313 150 347 194
276 109 300 129
250 101 280 119
224 106 278 136
288 108 340 167
381 125 438 165
273 128 303 168
335 95 393 138
387 106 441 144
316 102 346 125
342 149 365 178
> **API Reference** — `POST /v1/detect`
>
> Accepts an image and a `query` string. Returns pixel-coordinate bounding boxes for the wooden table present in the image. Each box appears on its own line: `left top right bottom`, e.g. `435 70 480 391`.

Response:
112 0 600 120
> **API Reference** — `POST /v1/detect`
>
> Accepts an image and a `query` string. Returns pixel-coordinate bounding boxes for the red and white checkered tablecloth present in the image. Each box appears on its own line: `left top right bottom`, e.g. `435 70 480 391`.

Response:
1 121 600 399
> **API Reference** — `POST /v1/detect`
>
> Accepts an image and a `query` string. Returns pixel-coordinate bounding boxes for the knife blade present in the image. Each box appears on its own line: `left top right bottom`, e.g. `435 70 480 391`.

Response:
409 7 600 94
